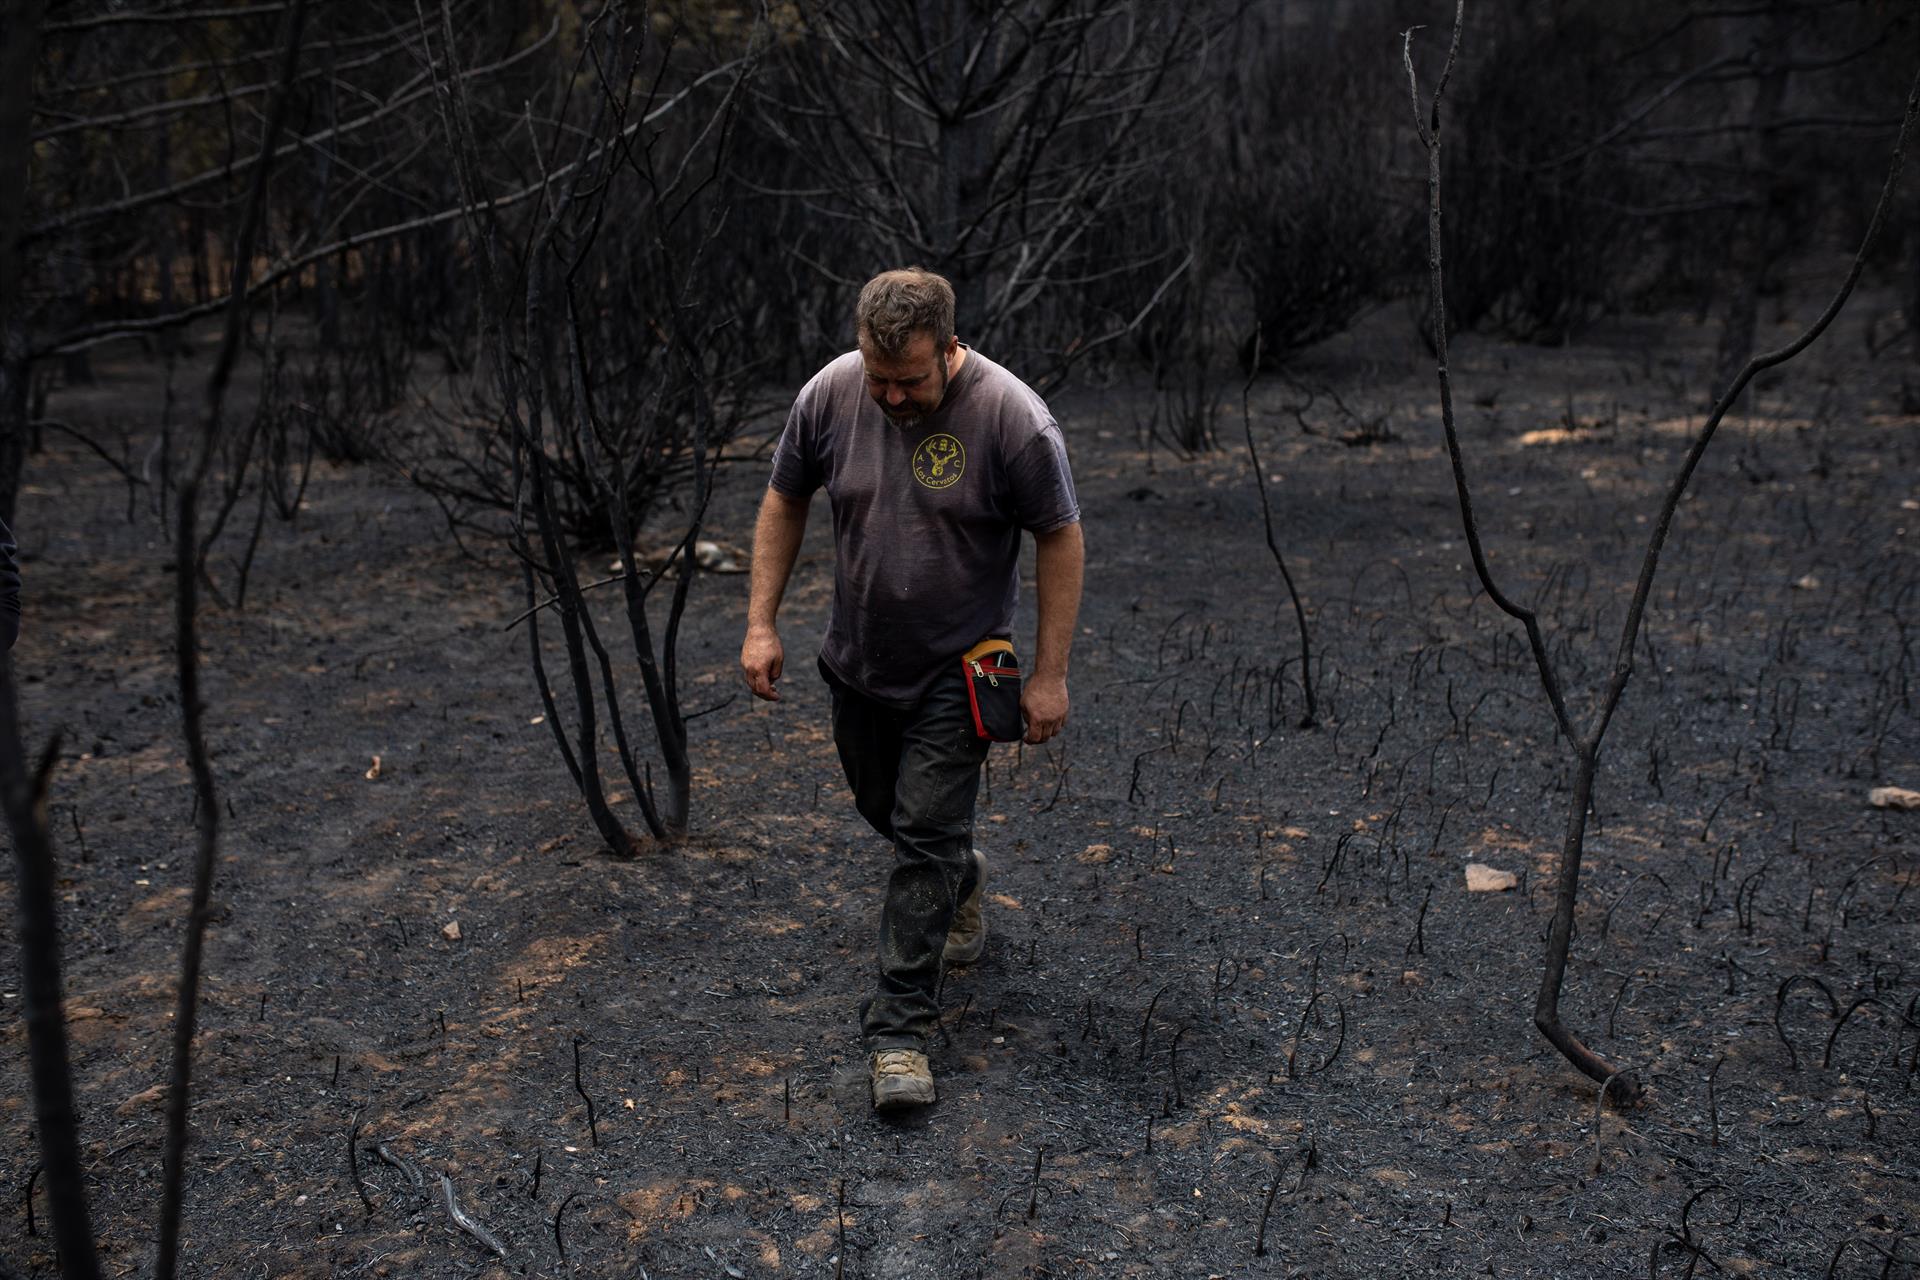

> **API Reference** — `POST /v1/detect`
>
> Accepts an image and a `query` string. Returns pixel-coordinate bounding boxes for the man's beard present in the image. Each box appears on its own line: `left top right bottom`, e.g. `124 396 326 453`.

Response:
878 354 948 427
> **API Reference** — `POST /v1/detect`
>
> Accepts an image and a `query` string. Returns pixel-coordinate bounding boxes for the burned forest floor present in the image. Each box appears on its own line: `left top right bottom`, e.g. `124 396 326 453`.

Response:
5 281 1920 1279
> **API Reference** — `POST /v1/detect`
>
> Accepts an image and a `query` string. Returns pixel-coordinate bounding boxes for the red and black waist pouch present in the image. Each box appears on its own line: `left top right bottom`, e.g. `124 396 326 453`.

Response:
962 638 1024 742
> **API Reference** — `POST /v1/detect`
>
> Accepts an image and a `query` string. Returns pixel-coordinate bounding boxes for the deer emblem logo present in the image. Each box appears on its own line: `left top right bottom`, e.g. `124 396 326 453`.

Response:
911 432 966 491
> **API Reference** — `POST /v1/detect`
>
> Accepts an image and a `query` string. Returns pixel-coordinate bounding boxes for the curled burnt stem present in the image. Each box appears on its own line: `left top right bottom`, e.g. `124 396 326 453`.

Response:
1253 1169 1281 1259
1253 1140 1316 1258
1707 1056 1725 1148
1287 992 1346 1080
1774 975 1839 1071
372 1142 425 1194
1139 983 1170 1063
347 1111 373 1215
1666 1186 1740 1279
554 1189 581 1263
1823 995 1920 1071
1598 871 1671 941
572 1036 599 1147
1407 882 1433 957
1592 1069 1637 1173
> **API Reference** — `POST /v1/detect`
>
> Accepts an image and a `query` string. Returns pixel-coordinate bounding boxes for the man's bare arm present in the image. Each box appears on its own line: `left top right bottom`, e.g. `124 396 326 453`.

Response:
1023 520 1084 743
741 487 812 701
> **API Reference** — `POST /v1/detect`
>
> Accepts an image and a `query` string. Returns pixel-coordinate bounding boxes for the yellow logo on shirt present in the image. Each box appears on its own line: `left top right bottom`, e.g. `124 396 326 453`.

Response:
911 433 966 490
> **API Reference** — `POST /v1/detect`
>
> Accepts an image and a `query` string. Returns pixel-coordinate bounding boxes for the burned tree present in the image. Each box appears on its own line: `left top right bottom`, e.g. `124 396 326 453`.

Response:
1405 0 1919 1102
422 2 757 847
755 0 1209 371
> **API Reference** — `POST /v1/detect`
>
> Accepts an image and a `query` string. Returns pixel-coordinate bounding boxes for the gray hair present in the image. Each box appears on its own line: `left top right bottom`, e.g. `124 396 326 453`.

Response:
855 267 955 358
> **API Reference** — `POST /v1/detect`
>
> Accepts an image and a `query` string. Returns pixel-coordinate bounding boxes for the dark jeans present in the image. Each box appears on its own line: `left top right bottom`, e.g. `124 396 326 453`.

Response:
829 665 990 1049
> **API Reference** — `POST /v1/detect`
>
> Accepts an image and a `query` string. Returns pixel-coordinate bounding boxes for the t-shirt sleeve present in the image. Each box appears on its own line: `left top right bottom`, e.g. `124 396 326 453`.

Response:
1007 425 1079 533
768 390 823 498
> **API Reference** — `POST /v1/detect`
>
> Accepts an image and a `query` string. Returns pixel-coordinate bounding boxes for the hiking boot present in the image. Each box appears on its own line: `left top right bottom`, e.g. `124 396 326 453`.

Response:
870 1047 936 1111
942 848 988 966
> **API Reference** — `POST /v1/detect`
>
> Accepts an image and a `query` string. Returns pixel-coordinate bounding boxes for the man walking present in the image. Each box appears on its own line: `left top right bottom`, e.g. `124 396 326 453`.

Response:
740 268 1083 1112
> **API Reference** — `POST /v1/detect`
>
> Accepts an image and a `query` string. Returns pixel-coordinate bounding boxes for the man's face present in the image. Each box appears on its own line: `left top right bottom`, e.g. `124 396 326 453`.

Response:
861 332 953 428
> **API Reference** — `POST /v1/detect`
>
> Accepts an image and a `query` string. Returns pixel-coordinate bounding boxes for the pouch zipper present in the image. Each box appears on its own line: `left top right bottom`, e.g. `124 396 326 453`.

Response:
971 660 1019 687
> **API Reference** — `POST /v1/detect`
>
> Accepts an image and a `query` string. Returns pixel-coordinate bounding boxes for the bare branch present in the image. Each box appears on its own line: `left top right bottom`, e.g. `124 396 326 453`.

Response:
26 17 562 244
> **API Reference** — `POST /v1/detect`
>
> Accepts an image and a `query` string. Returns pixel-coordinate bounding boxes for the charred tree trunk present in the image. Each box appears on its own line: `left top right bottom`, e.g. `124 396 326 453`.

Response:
1712 0 1791 398
0 0 48 525
1 679 103 1280
928 0 990 337
155 6 309 1275
1533 745 1627 1096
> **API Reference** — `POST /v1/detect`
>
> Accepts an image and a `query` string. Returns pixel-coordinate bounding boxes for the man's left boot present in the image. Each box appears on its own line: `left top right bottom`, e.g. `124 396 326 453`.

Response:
942 848 988 966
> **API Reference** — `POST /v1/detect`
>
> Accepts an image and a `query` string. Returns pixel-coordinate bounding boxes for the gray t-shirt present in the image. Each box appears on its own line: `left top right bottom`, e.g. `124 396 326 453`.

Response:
769 346 1079 706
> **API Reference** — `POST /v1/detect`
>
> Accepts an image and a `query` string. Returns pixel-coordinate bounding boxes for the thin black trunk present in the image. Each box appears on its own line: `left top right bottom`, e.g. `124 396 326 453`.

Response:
1 672 102 1279
1712 0 1791 398
0 0 49 524
155 6 309 1275
1535 747 1638 1103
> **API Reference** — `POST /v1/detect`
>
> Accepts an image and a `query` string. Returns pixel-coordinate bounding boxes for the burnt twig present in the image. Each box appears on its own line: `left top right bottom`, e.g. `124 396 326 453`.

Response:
1243 328 1317 727
373 1142 425 1194
572 1036 599 1147
1253 1140 1316 1258
347 1111 373 1215
1707 1056 1725 1148
555 1190 580 1262
1407 882 1433 957
834 1179 846 1280
1026 1147 1045 1221
1138 983 1170 1063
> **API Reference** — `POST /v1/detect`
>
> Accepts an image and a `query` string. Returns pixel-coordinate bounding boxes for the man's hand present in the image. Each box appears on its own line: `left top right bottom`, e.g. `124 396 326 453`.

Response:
1027 521 1082 745
1021 673 1068 744
741 625 785 701
742 487 811 702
